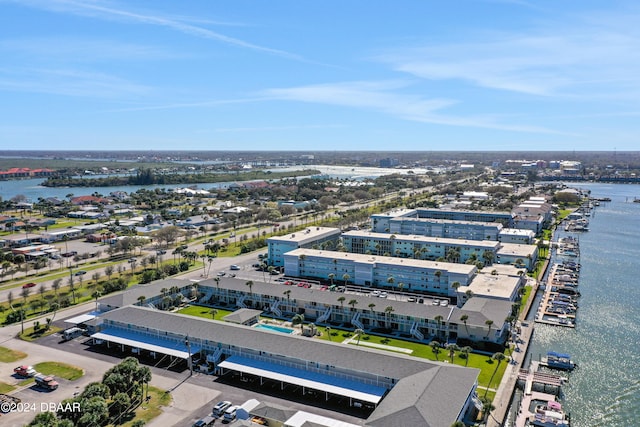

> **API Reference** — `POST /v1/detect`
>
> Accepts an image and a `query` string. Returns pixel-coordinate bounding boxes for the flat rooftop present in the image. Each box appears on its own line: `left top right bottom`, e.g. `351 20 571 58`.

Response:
342 230 501 249
268 227 341 244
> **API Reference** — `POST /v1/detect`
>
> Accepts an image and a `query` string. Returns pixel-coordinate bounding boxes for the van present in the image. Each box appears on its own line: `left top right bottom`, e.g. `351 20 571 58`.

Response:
63 327 84 341
223 405 240 422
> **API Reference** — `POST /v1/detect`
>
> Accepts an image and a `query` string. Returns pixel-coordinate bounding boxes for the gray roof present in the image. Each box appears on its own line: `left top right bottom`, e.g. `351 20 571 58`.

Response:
223 308 262 324
98 278 193 308
99 305 472 383
459 297 513 326
99 305 478 427
251 401 297 422
200 277 458 321
366 366 478 427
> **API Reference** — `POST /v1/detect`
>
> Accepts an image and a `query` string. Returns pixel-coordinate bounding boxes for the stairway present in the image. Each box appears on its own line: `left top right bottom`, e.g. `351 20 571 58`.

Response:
410 321 425 341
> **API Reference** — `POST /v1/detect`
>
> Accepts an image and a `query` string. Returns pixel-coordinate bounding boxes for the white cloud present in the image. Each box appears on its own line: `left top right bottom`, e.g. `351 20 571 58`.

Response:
374 10 640 99
0 67 150 98
12 0 305 61
261 80 566 134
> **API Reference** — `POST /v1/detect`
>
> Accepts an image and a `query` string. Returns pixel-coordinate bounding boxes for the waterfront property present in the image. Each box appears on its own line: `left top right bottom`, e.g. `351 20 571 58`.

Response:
371 208 515 234
341 230 501 264
89 298 483 426
283 248 477 297
267 227 342 267
94 276 513 349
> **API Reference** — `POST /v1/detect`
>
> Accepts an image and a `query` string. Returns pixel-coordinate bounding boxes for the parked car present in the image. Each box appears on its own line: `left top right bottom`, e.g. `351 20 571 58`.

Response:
223 405 240 422
14 365 37 377
217 271 226 277
212 400 232 416
193 415 216 426
22 282 37 289
74 270 87 276
230 265 240 270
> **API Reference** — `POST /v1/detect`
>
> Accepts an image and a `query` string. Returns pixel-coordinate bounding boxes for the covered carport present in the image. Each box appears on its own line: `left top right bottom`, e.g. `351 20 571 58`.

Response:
218 355 386 408
90 328 200 371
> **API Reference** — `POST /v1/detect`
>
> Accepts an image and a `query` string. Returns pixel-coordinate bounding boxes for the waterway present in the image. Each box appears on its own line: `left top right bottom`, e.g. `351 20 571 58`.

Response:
523 183 640 427
0 165 430 201
3 174 639 425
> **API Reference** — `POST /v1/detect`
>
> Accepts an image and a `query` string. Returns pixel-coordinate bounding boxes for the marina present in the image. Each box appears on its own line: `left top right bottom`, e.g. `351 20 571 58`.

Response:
535 262 581 328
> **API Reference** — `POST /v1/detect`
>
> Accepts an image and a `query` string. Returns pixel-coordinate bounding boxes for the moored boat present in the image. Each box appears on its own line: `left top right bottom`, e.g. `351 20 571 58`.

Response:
541 351 577 371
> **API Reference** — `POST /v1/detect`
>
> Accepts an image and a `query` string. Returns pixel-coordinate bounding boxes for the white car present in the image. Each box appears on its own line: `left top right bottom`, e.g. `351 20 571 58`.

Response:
371 290 380 297
230 265 240 270
379 292 388 298
212 400 232 416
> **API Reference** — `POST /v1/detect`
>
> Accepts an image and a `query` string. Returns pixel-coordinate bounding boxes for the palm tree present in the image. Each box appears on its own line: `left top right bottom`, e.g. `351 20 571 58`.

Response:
434 270 442 284
461 346 473 367
384 306 394 329
368 302 376 312
337 296 346 308
450 421 466 427
283 290 291 311
430 340 441 360
446 343 459 364
386 276 395 290
326 326 332 341
137 295 146 306
292 313 305 331
46 302 60 330
328 273 335 285
480 396 496 424
348 299 358 311
434 315 443 338
342 273 350 286
354 328 365 345
485 319 494 338
452 281 461 293
209 308 218 319
245 280 254 296
92 290 102 311
460 314 469 334
485 352 507 398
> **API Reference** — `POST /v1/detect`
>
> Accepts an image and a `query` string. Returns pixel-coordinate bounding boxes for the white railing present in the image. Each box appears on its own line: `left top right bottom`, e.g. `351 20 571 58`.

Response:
198 289 214 304
317 306 332 323
351 312 364 330
410 321 425 341
236 295 247 309
271 300 282 317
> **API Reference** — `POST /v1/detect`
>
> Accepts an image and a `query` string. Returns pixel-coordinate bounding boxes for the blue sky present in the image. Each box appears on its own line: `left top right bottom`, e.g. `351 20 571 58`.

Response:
1 0 639 152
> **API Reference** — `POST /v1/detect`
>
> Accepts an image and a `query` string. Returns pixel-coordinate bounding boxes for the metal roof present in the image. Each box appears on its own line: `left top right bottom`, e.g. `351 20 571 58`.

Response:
91 327 200 359
218 356 386 404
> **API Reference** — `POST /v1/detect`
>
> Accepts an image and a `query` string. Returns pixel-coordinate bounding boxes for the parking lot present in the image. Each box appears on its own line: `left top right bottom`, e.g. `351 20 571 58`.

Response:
21 308 367 427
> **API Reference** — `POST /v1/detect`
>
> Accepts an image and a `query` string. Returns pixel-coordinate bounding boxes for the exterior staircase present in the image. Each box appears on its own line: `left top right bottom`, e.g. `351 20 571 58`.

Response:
317 306 332 324
270 300 282 317
410 321 425 341
351 311 364 330
236 295 247 309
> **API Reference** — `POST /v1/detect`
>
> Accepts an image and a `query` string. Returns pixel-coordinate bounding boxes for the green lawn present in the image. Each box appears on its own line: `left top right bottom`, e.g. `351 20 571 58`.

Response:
317 326 508 390
34 361 84 380
20 325 63 342
176 305 233 321
0 382 16 393
0 345 27 363
116 386 172 427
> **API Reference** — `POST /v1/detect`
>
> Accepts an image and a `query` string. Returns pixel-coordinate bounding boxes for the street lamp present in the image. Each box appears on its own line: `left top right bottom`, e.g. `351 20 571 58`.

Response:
185 336 193 376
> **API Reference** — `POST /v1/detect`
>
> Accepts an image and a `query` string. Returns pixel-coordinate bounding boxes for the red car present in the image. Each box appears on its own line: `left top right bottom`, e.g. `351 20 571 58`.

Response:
22 282 37 289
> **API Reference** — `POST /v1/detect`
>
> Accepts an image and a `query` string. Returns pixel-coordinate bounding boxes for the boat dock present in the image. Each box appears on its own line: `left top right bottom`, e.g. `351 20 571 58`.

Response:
535 263 580 328
514 391 569 427
517 361 565 395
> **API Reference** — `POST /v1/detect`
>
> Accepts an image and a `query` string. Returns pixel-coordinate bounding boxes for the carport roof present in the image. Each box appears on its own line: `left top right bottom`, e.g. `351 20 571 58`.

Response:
218 355 386 404
91 328 200 359
64 312 98 325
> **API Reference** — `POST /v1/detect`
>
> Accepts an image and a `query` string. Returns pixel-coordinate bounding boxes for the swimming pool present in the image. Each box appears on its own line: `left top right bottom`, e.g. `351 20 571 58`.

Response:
254 324 295 334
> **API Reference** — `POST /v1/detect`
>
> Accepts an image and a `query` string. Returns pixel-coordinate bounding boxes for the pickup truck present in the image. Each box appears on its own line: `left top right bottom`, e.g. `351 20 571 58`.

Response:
14 365 37 377
34 373 59 391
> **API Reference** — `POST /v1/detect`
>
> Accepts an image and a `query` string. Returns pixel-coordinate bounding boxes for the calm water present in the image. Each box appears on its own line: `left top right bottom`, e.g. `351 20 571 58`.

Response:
3 175 640 424
527 183 640 426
